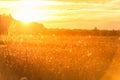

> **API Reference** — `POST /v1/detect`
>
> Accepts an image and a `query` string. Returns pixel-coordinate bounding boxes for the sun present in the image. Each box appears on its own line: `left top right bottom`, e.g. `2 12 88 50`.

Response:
12 7 44 23
11 0 57 23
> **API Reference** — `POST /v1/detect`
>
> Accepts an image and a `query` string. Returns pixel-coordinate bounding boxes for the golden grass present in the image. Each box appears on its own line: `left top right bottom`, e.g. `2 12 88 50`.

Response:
0 35 118 80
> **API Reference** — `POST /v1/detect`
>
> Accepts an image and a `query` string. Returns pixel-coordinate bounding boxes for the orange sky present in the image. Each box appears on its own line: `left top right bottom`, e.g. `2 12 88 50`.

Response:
0 0 120 30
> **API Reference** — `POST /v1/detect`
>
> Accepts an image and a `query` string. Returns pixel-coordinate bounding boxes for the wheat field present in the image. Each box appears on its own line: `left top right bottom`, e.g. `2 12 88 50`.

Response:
0 35 119 80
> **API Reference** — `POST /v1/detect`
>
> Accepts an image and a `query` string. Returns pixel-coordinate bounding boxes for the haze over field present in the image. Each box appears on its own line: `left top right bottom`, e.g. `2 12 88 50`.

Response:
0 0 120 30
1 1 120 80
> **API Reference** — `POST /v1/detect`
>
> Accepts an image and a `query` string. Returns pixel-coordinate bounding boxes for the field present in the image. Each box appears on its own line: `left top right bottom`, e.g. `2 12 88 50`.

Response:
0 35 119 80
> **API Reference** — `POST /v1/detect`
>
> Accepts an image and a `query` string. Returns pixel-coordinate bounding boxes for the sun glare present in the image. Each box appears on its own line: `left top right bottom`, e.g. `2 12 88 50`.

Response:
12 8 42 22
10 0 59 23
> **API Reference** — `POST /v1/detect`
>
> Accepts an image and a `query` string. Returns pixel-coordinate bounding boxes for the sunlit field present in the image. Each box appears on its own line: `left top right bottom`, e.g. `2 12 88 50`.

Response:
0 34 119 80
1 0 120 80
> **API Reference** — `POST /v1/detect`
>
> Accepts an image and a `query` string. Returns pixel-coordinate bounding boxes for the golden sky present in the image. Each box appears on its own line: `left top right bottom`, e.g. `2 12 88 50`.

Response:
0 0 120 30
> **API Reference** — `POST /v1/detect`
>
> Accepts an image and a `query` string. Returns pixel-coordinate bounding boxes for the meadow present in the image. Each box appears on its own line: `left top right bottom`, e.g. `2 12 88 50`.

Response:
0 35 119 80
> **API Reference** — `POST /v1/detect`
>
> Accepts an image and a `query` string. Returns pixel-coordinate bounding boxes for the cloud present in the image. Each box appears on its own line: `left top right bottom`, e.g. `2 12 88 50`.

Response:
0 0 120 29
43 0 111 3
0 0 19 1
0 0 111 2
108 0 120 4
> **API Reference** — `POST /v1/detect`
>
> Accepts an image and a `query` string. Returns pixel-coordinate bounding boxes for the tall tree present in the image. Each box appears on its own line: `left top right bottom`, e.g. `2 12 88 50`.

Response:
0 14 13 34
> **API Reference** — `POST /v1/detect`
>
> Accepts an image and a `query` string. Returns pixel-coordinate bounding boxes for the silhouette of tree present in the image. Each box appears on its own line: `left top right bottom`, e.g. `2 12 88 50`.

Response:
14 21 46 34
94 26 98 31
0 14 14 34
22 22 46 34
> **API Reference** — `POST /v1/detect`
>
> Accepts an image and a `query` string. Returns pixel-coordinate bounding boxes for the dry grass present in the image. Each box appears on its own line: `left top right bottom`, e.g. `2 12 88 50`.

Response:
0 35 119 80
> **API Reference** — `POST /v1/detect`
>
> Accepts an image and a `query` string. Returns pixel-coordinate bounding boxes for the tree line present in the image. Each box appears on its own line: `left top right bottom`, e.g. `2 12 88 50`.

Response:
0 14 46 35
0 14 14 34
0 14 120 36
